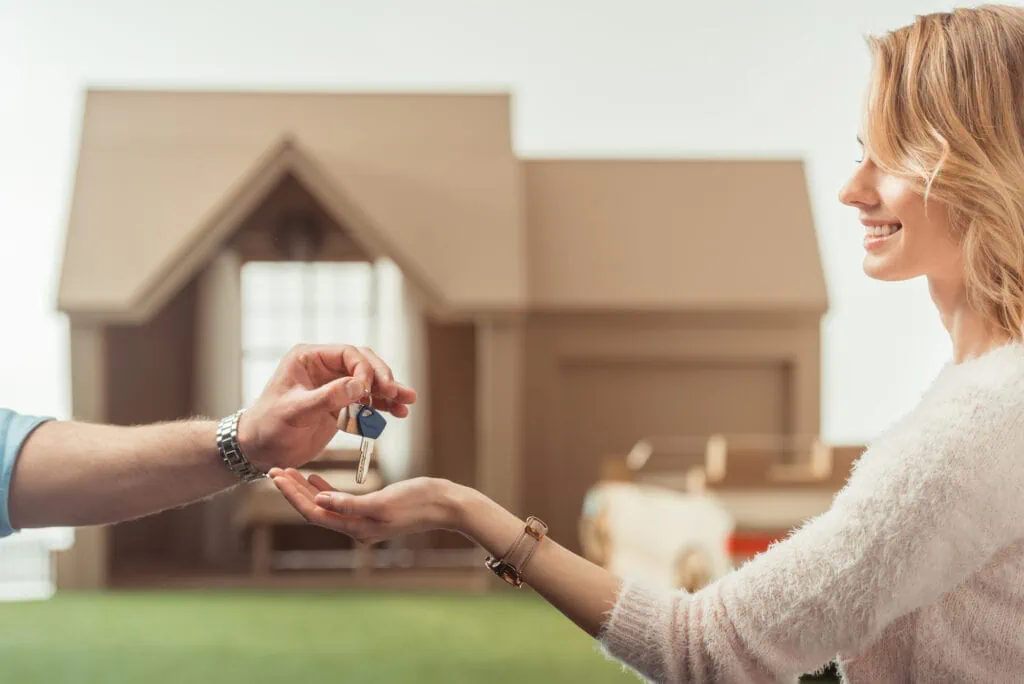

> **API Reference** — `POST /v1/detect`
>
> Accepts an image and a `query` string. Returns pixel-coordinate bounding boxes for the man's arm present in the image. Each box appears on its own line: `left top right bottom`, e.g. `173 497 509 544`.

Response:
4 343 416 533
8 418 235 529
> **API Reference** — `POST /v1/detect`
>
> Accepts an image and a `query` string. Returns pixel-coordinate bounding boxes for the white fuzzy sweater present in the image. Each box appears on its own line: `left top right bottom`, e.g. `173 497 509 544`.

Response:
598 343 1024 682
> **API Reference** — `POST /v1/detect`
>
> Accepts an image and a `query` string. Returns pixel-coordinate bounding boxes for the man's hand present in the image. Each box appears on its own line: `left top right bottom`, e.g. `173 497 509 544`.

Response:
240 344 417 471
6 343 416 532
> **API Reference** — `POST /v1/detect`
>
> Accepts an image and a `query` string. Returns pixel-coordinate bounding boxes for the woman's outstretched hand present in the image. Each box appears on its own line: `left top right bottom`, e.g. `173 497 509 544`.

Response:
270 467 620 641
268 468 465 545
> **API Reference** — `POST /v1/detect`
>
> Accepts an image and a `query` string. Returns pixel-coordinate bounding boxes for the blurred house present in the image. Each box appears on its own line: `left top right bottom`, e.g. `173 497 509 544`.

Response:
54 89 828 589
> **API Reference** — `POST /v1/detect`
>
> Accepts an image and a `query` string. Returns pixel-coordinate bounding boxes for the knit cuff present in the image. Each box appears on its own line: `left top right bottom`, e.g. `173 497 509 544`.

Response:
598 579 678 682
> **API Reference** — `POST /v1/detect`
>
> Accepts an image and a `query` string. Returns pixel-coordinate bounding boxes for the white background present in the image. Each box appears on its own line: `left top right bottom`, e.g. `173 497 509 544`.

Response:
1 0 1005 444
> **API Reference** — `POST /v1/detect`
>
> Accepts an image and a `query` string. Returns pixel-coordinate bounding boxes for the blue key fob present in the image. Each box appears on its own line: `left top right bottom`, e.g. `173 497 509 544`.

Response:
356 405 387 440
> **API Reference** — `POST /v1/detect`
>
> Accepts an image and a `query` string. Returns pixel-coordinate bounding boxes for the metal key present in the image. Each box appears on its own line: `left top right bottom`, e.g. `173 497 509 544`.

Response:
338 399 387 484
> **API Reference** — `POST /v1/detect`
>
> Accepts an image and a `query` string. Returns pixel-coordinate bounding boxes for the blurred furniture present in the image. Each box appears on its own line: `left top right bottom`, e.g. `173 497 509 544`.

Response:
594 434 865 566
580 480 734 591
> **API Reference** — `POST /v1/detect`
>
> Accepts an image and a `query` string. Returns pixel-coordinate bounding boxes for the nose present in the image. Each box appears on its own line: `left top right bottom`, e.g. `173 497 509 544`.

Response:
838 161 880 209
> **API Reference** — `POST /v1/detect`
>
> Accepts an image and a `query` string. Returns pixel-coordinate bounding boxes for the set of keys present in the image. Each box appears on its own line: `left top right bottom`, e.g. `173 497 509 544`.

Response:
338 393 387 484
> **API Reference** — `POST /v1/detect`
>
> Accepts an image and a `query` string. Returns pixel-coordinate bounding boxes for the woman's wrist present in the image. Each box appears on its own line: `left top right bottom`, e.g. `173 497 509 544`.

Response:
441 481 525 558
440 481 486 536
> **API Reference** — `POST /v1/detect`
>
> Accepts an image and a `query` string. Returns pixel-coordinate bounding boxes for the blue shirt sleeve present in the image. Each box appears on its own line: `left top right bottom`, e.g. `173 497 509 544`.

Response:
0 409 53 538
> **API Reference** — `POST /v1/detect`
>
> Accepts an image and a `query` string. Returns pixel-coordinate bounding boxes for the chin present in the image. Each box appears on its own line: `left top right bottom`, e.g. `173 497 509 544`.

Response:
862 255 916 281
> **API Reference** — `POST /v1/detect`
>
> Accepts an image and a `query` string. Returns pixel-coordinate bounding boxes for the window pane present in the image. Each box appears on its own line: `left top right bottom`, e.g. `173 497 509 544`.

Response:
335 316 371 346
243 358 279 405
243 314 276 349
273 263 304 308
241 262 275 311
317 261 373 300
241 261 377 402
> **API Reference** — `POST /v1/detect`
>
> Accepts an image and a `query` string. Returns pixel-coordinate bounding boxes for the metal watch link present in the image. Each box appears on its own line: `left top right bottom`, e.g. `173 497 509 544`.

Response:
216 409 266 483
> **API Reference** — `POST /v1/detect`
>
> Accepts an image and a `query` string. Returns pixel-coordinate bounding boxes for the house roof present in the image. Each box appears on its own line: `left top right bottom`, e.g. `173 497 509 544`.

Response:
58 90 828 322
58 89 525 322
524 159 828 313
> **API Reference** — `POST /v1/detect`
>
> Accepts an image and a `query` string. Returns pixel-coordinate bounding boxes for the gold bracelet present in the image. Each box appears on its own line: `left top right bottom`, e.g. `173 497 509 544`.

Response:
484 516 548 588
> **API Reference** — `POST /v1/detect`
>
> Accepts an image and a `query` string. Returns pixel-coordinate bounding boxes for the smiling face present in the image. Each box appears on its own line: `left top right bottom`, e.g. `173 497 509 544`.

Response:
838 147 962 284
847 6 1024 341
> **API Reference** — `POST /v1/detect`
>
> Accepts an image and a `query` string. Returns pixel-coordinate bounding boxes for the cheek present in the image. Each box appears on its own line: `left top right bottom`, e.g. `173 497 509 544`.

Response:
881 178 959 260
877 175 923 224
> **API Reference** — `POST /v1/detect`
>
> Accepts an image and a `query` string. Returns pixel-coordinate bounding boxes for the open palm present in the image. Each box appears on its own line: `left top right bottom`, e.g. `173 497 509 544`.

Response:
269 468 457 546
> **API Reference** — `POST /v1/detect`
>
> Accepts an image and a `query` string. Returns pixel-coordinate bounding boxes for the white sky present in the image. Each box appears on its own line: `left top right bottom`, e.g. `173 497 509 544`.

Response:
1 0 1004 443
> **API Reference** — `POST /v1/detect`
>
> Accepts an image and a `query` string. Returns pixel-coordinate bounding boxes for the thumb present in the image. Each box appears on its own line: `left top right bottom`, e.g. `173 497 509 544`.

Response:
315 491 383 518
308 377 366 414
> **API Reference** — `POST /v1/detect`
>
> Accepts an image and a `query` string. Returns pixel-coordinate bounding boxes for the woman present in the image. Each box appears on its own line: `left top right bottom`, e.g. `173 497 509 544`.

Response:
271 6 1024 681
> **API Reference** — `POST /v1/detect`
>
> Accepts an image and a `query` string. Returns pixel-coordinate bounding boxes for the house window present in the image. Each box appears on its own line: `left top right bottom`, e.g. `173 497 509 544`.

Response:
241 260 378 449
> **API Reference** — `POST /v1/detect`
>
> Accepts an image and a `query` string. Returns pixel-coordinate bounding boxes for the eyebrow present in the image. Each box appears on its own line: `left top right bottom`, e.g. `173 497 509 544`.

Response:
856 136 864 145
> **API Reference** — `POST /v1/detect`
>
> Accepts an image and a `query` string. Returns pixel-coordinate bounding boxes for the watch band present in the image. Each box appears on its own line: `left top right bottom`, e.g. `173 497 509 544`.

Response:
216 409 266 483
484 516 548 588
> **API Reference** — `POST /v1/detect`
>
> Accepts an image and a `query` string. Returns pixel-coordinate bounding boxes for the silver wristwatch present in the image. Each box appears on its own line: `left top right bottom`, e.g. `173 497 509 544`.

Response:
216 409 266 483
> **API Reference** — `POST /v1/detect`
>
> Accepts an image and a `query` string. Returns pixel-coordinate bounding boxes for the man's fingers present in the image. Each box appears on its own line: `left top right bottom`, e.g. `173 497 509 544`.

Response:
357 347 398 399
292 344 372 394
309 345 374 395
369 396 411 418
303 344 416 409
353 346 417 407
308 376 367 414
390 382 417 407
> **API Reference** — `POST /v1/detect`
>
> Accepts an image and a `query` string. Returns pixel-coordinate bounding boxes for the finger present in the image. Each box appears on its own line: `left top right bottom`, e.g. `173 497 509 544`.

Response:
314 491 385 519
369 396 409 418
391 382 417 406
273 476 322 519
284 468 320 499
312 345 374 395
306 376 368 414
307 473 338 493
273 476 361 531
357 347 397 399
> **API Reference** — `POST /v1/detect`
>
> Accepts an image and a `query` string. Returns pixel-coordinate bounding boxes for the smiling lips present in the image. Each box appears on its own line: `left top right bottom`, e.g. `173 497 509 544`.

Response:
862 221 902 251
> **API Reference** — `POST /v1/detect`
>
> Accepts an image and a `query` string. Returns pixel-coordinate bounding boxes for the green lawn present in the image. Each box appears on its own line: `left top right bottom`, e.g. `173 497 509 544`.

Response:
0 590 638 684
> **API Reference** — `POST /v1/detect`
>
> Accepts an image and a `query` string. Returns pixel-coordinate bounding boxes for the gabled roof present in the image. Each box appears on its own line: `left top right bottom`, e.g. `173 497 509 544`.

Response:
58 89 828 323
58 89 526 322
523 159 828 313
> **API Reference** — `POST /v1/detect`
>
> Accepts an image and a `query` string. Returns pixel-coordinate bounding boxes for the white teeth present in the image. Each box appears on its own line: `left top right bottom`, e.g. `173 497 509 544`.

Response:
866 224 901 237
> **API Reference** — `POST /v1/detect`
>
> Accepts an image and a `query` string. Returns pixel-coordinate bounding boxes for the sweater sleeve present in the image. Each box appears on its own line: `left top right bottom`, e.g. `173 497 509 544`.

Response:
597 379 1024 682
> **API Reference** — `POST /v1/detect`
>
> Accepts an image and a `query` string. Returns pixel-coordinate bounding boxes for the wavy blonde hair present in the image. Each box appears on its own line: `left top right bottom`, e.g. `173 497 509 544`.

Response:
863 4 1024 340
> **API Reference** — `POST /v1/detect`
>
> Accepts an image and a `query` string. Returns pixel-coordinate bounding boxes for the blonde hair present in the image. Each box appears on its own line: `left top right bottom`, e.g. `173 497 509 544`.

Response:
863 4 1024 340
